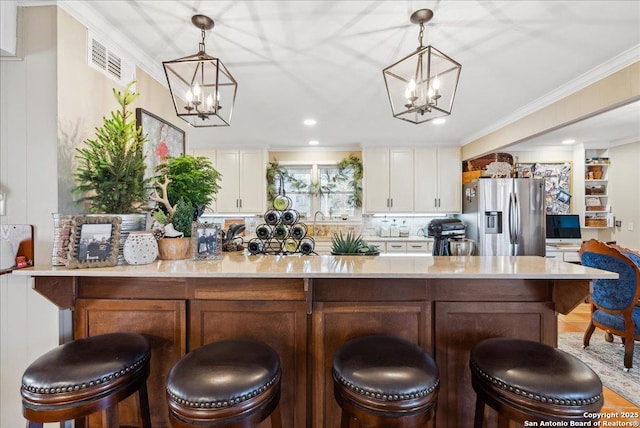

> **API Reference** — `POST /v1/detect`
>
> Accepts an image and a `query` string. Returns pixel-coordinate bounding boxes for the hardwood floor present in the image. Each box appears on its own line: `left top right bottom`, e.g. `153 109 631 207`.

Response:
558 303 640 415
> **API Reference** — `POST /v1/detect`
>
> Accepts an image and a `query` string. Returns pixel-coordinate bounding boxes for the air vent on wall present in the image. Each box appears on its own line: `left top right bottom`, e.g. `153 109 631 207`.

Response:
87 32 135 85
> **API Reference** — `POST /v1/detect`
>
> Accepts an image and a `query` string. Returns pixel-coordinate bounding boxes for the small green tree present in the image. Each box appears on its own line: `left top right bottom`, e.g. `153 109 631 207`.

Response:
171 198 195 237
154 154 221 210
73 81 149 213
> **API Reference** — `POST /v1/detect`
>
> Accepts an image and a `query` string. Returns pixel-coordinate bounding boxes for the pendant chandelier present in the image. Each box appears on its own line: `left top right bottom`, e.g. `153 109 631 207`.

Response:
383 9 461 124
163 15 237 127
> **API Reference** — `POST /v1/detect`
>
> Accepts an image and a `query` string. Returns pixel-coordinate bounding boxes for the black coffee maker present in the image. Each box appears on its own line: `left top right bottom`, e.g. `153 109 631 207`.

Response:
427 218 466 256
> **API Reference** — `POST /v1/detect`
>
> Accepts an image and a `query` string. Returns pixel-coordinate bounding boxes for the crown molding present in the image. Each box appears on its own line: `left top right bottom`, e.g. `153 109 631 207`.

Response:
462 45 640 145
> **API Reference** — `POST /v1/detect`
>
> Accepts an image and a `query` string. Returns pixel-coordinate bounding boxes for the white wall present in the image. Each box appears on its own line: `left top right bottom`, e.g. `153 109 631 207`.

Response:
0 6 60 427
0 1 17 56
607 141 640 248
0 6 182 427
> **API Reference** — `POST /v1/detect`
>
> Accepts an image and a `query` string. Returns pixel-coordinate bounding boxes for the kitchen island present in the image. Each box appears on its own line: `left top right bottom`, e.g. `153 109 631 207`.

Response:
15 255 615 428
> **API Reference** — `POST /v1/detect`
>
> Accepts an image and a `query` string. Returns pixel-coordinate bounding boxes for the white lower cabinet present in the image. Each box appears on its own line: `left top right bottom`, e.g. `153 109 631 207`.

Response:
406 242 431 253
307 239 432 255
546 250 580 263
385 242 407 253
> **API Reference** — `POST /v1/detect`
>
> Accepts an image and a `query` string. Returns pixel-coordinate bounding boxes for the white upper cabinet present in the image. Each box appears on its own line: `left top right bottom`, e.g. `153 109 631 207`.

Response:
363 148 414 213
414 147 461 213
192 149 266 214
215 149 267 214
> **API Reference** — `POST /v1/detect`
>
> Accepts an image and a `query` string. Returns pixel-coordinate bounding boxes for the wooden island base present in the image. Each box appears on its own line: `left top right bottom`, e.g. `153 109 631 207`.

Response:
31 277 581 428
21 255 612 428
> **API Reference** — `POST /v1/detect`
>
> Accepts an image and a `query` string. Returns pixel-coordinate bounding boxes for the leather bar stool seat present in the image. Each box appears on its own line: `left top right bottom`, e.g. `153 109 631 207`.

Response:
21 332 151 428
470 338 604 427
166 339 282 428
332 335 439 428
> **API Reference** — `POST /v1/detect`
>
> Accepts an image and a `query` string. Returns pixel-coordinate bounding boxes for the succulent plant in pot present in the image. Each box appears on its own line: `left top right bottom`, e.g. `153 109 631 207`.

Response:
330 231 379 255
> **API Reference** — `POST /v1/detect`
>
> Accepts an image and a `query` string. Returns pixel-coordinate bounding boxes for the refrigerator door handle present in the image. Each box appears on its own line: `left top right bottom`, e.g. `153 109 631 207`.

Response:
508 192 519 245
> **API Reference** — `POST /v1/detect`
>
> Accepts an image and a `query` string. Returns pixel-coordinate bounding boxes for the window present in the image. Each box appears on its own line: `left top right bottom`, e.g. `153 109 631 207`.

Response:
277 163 358 218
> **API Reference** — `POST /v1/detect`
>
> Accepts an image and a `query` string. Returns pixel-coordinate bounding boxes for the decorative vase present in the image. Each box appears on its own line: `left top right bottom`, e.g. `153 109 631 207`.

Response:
123 231 158 265
157 237 191 260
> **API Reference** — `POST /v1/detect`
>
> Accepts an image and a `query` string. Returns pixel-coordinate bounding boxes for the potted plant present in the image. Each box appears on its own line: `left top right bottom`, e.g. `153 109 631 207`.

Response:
330 231 379 255
73 81 149 214
62 82 149 265
151 154 221 259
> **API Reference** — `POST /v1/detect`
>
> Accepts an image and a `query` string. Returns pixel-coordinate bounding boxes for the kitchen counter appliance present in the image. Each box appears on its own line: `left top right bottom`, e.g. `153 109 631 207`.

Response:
427 218 466 256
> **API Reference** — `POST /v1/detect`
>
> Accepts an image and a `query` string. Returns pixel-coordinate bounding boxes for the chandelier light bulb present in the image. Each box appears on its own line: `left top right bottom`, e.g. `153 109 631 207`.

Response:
186 90 193 104
432 75 440 91
206 93 214 110
193 82 201 98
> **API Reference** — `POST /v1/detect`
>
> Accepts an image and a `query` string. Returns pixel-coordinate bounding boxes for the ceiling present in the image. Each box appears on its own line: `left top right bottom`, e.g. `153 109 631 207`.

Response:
27 1 640 151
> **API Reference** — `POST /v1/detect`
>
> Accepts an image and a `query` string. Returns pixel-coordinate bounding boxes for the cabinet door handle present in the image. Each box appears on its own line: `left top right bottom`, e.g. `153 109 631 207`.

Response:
239 199 242 208
435 198 438 208
390 198 393 208
438 198 441 207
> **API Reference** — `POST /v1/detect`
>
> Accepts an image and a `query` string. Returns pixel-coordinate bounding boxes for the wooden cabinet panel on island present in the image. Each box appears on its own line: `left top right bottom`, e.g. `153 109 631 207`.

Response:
435 301 556 428
414 147 462 213
311 300 433 428
190 299 307 428
74 298 186 428
363 147 414 212
212 149 267 214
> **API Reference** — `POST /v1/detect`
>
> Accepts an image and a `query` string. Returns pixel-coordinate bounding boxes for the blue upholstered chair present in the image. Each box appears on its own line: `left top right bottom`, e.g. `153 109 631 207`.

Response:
579 239 640 371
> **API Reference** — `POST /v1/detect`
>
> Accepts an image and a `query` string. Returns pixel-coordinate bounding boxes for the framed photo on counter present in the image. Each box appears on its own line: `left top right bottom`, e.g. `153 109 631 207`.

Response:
67 216 121 269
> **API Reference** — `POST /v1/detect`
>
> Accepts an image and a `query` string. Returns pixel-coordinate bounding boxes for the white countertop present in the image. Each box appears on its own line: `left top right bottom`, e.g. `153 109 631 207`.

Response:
14 254 617 280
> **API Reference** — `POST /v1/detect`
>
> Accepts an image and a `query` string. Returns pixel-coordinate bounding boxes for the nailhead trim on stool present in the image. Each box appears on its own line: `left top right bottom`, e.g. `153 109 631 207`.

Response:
166 339 283 428
332 335 440 428
470 337 604 427
21 332 152 427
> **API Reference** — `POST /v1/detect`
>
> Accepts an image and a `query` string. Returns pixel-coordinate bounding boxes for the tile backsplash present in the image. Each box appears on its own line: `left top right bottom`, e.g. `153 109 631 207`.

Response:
202 214 452 239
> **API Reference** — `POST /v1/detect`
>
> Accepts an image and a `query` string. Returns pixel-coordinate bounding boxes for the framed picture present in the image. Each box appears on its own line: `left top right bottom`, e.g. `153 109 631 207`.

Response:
67 216 121 268
192 222 221 261
136 108 185 182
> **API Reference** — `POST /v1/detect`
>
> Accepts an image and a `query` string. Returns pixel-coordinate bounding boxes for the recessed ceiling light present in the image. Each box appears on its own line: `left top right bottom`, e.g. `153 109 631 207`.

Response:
303 119 317 126
308 140 319 146
432 118 446 125
561 139 576 145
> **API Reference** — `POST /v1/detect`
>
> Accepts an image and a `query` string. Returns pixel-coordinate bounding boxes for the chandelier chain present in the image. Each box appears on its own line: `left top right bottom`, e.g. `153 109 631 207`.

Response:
418 22 424 48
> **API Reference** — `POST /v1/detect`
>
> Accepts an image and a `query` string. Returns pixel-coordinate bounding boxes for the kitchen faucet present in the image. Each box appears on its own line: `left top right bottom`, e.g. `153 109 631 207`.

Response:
312 210 325 236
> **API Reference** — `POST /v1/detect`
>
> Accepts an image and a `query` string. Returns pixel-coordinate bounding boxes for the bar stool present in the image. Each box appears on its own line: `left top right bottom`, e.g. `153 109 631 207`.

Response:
332 335 439 428
166 339 282 428
21 332 151 428
470 337 603 428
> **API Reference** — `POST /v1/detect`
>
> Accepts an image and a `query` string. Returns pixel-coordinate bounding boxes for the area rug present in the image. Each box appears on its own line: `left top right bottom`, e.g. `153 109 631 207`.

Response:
558 332 640 407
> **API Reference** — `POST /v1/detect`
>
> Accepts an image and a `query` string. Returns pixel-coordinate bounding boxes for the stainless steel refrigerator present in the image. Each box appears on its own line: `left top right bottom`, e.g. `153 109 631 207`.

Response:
461 178 546 256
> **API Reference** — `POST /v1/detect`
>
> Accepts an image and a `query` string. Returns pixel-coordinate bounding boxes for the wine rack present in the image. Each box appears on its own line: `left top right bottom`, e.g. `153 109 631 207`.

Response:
248 195 315 255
